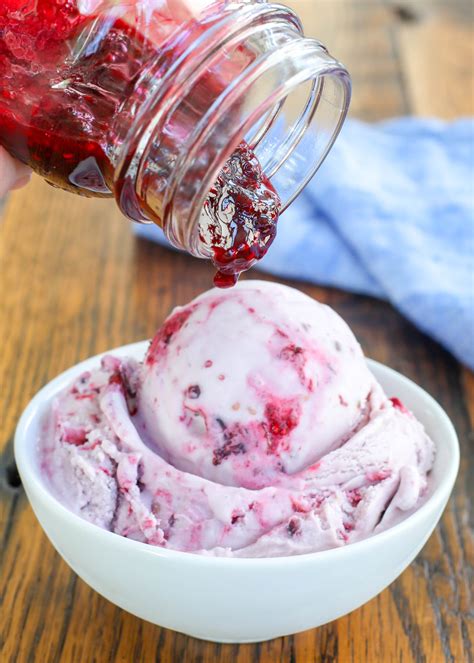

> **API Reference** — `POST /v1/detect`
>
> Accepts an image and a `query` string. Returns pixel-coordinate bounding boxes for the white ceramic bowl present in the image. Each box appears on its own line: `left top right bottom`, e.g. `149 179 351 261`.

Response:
15 342 459 643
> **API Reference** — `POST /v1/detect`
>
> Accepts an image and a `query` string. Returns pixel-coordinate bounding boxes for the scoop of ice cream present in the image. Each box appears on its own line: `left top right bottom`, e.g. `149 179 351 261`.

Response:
138 281 381 489
42 282 435 557
43 353 434 556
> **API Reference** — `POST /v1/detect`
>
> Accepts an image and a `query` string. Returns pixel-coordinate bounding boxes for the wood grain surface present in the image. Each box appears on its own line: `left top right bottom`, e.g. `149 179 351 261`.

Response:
1 1 473 661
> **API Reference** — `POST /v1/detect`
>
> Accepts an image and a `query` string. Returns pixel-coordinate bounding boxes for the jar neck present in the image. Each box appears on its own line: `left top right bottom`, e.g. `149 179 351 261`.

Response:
112 2 351 258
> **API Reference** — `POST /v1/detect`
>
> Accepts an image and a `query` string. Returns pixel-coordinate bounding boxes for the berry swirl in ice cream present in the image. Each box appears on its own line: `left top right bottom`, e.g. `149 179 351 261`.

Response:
41 281 435 557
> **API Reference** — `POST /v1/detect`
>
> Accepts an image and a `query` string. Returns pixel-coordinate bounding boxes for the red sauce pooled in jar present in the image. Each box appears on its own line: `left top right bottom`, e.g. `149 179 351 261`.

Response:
0 1 281 286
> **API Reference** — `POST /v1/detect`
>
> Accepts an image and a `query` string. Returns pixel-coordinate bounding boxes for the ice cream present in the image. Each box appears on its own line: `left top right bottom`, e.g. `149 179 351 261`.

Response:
40 281 435 556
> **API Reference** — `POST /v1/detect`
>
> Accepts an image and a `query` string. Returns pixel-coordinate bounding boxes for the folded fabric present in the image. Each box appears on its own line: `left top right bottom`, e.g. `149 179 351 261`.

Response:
133 117 474 369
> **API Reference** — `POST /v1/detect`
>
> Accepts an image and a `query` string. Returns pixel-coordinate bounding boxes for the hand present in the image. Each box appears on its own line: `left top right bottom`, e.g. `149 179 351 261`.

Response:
0 147 31 197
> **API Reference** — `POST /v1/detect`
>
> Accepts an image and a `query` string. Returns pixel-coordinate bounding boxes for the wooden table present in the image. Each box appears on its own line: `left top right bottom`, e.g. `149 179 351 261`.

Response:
1 1 473 661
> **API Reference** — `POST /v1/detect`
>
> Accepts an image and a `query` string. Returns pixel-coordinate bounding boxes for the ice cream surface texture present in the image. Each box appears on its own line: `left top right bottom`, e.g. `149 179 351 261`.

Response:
40 281 435 557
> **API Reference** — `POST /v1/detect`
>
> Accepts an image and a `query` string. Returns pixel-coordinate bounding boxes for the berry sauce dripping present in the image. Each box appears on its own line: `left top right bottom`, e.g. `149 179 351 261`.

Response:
200 142 281 288
0 1 281 287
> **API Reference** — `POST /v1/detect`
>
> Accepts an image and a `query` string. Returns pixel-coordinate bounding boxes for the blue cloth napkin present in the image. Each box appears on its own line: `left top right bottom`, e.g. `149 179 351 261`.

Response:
134 117 474 369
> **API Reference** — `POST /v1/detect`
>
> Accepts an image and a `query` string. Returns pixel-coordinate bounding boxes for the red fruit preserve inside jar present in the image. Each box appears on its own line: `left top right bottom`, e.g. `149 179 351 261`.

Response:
0 0 351 286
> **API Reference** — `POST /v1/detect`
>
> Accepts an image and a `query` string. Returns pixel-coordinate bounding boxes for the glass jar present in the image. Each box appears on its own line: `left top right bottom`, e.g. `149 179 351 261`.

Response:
0 1 351 285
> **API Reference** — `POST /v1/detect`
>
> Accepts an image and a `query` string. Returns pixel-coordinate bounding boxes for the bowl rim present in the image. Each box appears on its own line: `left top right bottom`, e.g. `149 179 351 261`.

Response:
15 340 460 567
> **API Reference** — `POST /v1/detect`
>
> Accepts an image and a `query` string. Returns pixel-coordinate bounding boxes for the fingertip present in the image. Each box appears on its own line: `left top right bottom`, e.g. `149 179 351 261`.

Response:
11 173 32 190
0 146 31 195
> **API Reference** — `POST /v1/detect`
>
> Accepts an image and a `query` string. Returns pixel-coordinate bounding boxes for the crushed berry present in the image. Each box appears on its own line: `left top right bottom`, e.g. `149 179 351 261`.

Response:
264 400 300 453
108 369 137 416
213 441 246 465
186 385 201 399
287 518 300 537
215 417 226 431
291 498 311 513
213 424 247 465
146 307 194 365
279 344 303 360
266 403 298 437
109 373 124 388
81 439 101 452
278 344 308 386
62 427 88 446
390 397 409 414
347 489 362 507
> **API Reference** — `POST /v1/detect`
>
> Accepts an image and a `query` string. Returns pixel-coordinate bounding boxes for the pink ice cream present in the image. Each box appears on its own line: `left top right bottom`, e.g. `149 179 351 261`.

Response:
41 281 435 557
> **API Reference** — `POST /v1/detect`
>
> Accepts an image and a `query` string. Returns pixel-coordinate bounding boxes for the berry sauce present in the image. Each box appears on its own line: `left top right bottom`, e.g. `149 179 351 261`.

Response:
0 1 281 287
0 2 151 193
200 142 280 288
